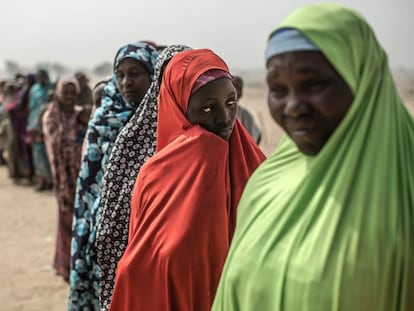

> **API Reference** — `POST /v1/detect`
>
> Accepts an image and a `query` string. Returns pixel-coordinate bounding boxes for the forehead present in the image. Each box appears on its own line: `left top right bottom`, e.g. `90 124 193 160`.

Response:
191 78 235 99
267 51 337 76
116 58 146 71
62 83 77 91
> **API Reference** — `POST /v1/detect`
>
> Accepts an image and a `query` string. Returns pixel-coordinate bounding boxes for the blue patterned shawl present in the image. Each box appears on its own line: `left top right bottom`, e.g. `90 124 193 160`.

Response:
68 42 158 310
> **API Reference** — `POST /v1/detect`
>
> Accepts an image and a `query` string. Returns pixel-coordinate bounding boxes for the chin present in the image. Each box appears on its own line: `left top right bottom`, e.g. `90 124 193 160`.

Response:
296 142 321 156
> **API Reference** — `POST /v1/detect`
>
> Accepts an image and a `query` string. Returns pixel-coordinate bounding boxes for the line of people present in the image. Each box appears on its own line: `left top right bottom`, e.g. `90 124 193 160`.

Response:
3 3 414 310
0 69 94 190
68 3 414 308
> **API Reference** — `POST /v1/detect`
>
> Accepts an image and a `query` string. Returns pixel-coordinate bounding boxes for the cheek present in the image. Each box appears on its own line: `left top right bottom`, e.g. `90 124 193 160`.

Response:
318 89 352 124
267 95 283 123
137 76 151 90
186 107 200 125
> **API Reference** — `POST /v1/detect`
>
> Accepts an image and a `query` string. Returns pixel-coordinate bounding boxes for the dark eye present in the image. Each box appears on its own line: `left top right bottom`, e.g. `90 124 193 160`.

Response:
269 84 287 98
226 99 237 107
202 105 213 113
304 79 330 91
130 70 142 77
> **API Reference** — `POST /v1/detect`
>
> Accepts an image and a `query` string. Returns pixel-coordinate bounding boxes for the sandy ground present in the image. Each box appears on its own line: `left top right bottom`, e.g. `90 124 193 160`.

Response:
0 167 69 311
0 73 412 311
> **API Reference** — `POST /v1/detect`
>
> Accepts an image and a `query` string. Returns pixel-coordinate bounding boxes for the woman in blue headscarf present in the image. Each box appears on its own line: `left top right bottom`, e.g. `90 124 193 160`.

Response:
96 44 192 311
68 42 158 310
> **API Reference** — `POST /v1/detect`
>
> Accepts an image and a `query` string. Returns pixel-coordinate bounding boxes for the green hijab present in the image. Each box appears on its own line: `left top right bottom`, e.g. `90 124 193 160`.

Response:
212 3 414 311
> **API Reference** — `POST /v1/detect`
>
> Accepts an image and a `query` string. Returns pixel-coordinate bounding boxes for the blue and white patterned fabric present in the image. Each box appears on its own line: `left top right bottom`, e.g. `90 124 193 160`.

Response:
68 42 158 310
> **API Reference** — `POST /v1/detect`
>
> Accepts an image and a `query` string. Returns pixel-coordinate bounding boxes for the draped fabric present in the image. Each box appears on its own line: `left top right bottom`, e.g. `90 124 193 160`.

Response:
96 44 192 311
69 42 158 310
27 77 53 182
43 76 85 281
212 3 414 311
109 49 266 311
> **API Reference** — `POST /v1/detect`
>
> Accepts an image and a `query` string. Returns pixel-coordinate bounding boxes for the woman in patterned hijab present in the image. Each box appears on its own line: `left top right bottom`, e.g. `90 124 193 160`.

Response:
96 44 192 311
68 42 158 310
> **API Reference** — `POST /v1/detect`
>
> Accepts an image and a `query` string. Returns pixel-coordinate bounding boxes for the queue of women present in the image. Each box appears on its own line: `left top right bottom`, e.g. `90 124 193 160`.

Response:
1 3 412 310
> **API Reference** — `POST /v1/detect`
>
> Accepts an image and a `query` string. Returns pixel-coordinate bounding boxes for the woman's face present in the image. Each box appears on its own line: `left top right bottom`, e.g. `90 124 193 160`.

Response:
266 51 353 155
116 58 151 105
187 77 238 141
59 83 77 111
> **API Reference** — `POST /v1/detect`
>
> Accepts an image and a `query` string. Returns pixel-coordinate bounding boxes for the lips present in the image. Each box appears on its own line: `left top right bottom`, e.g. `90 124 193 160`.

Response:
287 122 317 138
217 126 234 140
123 91 137 98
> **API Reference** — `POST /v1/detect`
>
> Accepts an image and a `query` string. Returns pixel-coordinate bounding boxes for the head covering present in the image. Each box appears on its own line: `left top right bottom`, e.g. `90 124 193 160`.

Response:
37 69 50 81
191 69 233 94
95 44 192 311
113 42 158 79
54 75 80 100
68 42 158 310
156 49 238 151
109 49 266 311
213 3 414 311
265 28 319 61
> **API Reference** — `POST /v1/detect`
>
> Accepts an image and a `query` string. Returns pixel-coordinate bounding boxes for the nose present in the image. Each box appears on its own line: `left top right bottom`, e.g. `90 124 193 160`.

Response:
283 92 310 117
215 106 232 126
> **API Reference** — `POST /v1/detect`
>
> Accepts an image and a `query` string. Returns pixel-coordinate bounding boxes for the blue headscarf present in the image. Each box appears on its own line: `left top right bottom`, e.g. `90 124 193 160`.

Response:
113 42 157 77
68 42 158 310
265 28 318 61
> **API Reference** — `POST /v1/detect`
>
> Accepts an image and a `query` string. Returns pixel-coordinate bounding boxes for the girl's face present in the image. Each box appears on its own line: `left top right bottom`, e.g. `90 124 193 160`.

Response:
187 77 238 141
59 83 77 111
266 51 353 155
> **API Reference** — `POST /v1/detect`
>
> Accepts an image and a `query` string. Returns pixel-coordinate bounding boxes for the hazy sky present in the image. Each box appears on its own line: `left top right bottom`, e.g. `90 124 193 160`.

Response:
1 0 413 74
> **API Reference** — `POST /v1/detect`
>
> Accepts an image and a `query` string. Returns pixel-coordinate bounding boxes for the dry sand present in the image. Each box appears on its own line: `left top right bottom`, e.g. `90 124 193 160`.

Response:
0 167 69 311
0 72 413 310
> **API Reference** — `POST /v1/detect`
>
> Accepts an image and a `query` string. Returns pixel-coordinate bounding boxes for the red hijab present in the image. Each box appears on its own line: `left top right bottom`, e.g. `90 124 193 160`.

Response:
110 49 265 311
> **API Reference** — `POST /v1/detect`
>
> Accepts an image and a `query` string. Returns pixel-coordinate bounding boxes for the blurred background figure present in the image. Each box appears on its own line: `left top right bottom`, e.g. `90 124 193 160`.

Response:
12 73 37 183
75 71 93 108
2 81 26 181
233 75 262 144
27 69 53 191
91 77 110 112
0 80 10 166
42 75 87 282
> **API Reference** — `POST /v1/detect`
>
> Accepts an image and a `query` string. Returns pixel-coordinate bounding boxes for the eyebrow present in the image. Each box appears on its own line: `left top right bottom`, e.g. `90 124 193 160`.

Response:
203 90 236 100
296 66 324 74
270 65 330 79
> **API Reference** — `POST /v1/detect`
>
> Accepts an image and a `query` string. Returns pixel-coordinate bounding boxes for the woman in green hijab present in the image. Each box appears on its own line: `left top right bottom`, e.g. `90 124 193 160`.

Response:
212 3 413 311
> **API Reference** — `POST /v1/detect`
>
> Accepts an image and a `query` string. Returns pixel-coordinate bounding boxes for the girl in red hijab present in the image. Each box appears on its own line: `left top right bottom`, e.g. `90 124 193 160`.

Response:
110 49 266 311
